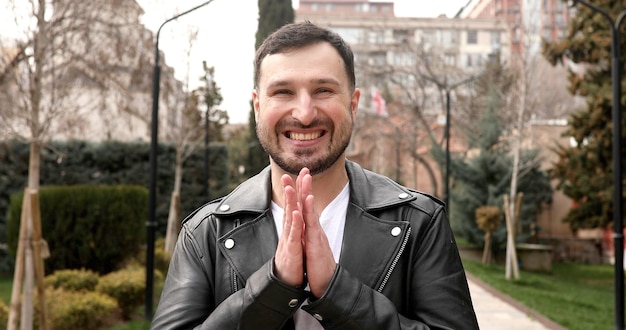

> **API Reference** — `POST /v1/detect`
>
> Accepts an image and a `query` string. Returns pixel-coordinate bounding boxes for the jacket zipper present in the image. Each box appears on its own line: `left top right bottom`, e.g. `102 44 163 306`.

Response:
231 219 241 293
232 269 238 292
377 227 411 292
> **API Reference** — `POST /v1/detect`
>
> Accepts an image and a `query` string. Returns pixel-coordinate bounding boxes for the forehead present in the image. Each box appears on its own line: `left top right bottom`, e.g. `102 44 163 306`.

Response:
258 42 347 87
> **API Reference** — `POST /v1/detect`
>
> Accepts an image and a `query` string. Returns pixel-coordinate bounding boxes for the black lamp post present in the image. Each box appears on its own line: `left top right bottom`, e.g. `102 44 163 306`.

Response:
146 0 215 320
442 76 480 208
424 73 481 209
570 1 625 329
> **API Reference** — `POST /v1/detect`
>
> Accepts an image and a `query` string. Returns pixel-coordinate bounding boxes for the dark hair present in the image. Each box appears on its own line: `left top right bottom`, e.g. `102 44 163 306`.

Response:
253 21 356 91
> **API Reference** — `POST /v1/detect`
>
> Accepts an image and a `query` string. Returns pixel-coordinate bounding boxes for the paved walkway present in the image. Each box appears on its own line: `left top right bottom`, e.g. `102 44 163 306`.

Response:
467 274 565 330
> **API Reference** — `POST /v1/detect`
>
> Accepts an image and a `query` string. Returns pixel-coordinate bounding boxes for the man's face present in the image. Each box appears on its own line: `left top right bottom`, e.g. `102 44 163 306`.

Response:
253 42 360 175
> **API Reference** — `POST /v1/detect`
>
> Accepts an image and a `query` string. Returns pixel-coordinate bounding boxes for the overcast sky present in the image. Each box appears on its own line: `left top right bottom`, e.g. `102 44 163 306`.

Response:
136 0 471 123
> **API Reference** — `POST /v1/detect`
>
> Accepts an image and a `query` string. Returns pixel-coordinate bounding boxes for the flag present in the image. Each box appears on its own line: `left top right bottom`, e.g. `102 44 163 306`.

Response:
371 87 388 117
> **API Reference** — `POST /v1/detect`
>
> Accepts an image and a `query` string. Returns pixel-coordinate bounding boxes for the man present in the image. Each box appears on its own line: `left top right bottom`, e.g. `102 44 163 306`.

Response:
151 21 478 329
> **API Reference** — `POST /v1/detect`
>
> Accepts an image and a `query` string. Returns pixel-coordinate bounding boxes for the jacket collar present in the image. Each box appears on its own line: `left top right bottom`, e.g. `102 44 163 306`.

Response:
213 160 416 217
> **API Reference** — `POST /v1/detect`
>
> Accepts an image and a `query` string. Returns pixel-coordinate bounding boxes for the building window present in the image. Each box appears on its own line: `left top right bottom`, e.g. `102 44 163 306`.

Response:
444 53 456 66
392 51 415 66
325 4 333 12
370 51 387 66
332 27 364 43
441 30 456 47
467 30 477 44
491 31 501 49
311 3 319 11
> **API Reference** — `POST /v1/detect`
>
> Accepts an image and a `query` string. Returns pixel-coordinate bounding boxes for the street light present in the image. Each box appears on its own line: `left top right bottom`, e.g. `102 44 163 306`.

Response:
423 73 482 209
146 0 215 320
570 1 625 329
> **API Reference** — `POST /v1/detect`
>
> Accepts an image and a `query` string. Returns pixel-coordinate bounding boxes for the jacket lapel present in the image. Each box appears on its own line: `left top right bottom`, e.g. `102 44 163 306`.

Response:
339 204 410 290
218 213 278 281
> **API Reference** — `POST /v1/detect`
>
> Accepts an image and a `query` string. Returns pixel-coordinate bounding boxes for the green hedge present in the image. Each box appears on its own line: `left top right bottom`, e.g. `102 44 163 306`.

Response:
0 140 230 274
7 185 147 274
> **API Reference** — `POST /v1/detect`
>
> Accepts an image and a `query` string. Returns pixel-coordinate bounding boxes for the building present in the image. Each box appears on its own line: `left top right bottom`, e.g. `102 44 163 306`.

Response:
297 0 510 191
0 0 185 143
461 0 574 58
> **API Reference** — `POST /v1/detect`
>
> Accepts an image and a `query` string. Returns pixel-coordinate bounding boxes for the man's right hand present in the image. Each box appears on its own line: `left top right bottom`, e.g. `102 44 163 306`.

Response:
274 173 305 287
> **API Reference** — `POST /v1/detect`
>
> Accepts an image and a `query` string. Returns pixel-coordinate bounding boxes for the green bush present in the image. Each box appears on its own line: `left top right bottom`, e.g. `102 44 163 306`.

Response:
37 287 118 330
0 299 8 330
44 268 100 292
96 267 162 320
7 185 147 274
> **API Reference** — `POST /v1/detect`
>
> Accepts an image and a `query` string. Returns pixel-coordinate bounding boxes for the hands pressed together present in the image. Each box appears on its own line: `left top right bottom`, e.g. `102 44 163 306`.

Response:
274 168 337 298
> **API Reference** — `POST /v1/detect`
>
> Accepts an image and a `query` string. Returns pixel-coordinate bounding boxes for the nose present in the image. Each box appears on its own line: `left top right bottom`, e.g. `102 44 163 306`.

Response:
291 92 317 125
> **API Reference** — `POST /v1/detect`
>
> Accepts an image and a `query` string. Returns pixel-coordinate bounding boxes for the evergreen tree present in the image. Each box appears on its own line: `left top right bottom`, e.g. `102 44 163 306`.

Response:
543 1 626 230
244 0 294 178
197 62 226 142
255 0 296 50
447 88 553 248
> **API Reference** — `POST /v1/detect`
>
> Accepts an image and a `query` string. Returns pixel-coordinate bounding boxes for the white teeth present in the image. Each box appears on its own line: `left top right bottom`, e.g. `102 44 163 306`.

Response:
290 132 321 141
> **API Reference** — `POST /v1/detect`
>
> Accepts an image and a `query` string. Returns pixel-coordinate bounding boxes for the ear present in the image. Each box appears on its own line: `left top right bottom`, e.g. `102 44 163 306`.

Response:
252 89 260 122
351 88 360 119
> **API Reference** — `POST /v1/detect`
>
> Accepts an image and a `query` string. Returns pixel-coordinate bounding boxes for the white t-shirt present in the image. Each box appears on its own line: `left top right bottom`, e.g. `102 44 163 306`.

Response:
271 182 350 329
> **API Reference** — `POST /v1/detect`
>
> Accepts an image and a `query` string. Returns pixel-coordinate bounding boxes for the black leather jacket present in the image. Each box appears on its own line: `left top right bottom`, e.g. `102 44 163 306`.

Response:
151 161 478 329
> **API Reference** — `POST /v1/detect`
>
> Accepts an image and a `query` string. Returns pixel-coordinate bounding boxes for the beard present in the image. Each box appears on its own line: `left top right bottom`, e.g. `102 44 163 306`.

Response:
256 114 353 176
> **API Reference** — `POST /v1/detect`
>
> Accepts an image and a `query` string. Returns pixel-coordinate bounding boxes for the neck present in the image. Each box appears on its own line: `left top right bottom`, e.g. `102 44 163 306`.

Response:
271 159 349 213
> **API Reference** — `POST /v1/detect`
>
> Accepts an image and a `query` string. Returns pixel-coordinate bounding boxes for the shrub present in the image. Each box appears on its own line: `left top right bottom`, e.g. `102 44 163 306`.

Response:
44 268 100 292
96 267 162 320
7 185 147 274
37 287 118 330
0 299 8 330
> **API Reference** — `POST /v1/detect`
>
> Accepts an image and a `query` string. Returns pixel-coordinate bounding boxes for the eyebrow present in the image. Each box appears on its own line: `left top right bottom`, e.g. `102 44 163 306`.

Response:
266 78 341 90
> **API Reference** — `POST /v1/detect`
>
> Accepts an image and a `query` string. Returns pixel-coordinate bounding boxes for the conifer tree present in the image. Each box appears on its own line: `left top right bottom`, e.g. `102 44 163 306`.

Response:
244 0 294 179
543 1 626 230
447 87 552 248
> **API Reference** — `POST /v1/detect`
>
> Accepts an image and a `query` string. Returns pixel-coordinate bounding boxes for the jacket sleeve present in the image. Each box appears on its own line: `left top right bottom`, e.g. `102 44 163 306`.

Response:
151 222 309 330
301 205 479 330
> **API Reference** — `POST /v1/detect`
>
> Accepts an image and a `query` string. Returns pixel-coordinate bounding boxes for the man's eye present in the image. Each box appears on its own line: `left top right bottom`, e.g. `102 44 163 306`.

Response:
274 89 292 95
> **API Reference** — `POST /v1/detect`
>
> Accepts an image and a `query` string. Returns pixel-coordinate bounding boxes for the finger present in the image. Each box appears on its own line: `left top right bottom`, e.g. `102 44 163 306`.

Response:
302 194 320 231
281 175 295 227
296 167 310 207
275 178 305 287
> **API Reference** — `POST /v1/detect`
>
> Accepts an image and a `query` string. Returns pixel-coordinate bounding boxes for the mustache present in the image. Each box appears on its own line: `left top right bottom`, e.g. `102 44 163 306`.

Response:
275 117 333 131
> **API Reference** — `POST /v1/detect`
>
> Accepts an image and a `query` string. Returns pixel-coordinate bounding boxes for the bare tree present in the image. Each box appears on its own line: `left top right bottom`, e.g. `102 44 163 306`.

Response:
0 1 180 326
163 27 205 254
499 0 580 280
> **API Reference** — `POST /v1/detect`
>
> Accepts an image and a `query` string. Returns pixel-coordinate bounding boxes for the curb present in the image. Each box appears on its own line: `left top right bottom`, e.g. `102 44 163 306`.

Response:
466 273 566 330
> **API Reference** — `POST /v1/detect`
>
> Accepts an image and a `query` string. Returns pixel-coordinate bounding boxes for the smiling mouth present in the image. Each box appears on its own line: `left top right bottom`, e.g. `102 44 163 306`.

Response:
286 131 324 141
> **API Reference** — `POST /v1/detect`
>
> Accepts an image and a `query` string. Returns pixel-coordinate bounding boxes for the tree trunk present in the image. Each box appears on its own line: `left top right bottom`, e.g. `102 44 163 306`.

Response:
164 191 181 254
504 194 520 280
165 148 184 253
482 231 492 264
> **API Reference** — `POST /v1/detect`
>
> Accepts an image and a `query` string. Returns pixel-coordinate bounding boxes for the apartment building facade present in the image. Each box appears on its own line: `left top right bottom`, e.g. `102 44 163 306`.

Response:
0 0 184 143
461 0 574 57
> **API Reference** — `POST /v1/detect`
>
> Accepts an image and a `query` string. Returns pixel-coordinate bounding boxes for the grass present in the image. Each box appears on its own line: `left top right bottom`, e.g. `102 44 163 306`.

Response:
1 262 618 330
1 274 12 304
463 259 616 330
